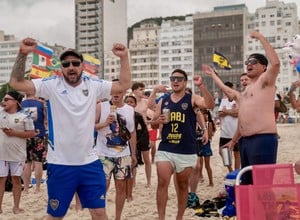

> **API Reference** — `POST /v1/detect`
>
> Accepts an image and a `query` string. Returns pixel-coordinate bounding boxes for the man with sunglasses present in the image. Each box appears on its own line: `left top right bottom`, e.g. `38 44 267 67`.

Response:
203 30 280 185
0 91 36 214
9 37 131 220
151 69 214 220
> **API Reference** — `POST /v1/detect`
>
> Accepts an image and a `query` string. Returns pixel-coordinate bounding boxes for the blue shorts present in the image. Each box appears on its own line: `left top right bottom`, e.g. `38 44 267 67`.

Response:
46 160 106 217
198 141 213 157
239 133 278 184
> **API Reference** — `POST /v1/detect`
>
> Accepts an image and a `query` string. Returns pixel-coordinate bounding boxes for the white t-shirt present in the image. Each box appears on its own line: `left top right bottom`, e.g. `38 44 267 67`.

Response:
219 98 238 138
0 109 34 162
33 76 112 165
95 101 135 158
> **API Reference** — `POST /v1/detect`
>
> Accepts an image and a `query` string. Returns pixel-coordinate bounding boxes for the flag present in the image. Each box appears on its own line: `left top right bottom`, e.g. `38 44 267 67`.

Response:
30 66 52 78
46 56 61 71
30 43 54 78
213 51 232 70
82 54 100 77
32 44 53 67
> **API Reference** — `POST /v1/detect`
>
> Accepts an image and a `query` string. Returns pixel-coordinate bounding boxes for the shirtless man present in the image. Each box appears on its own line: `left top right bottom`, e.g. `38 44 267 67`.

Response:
203 30 280 184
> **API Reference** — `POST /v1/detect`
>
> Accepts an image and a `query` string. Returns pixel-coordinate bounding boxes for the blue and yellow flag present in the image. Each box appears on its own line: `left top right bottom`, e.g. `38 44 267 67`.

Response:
213 51 232 70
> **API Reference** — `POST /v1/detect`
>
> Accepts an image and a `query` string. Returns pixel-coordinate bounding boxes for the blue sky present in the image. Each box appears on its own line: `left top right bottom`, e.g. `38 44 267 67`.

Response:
0 0 299 48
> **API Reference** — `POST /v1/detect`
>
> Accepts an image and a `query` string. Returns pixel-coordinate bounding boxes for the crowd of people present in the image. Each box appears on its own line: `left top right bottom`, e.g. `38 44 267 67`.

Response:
0 30 299 220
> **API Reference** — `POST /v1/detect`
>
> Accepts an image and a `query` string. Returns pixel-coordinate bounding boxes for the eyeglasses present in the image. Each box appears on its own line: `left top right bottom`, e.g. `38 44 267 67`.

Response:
245 58 259 66
61 60 81 68
170 76 186 82
2 98 15 102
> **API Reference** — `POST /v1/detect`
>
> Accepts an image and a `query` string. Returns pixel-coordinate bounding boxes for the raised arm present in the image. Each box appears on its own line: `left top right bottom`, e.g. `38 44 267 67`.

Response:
250 30 280 84
202 64 239 101
10 38 37 95
147 85 168 110
193 75 214 109
111 43 131 93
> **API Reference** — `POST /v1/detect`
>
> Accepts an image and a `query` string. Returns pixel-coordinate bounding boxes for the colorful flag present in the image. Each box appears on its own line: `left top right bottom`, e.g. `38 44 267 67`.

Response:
30 44 54 78
213 51 232 70
46 56 61 71
32 44 53 66
30 66 52 78
82 54 100 77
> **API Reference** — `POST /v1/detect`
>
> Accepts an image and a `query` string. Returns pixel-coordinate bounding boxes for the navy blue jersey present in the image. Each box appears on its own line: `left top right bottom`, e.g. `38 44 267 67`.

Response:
158 93 197 154
21 99 46 137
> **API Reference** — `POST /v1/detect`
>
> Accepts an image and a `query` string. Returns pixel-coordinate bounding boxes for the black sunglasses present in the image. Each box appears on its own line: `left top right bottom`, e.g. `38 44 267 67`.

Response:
61 60 81 68
170 76 186 82
245 58 259 66
2 97 15 102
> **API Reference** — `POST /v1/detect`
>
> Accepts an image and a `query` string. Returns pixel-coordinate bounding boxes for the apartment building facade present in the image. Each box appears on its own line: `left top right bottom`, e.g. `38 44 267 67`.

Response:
159 16 194 90
75 0 127 78
246 0 299 93
129 22 160 89
193 4 248 93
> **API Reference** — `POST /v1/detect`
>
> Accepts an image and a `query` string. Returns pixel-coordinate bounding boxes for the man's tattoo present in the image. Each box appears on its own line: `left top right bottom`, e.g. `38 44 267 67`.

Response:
11 53 27 81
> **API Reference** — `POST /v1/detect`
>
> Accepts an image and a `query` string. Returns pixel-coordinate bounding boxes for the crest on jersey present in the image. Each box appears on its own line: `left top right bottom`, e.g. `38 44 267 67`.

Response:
82 89 89 96
181 103 188 110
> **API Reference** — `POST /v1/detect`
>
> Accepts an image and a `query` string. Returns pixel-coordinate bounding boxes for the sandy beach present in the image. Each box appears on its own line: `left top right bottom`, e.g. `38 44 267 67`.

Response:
1 123 300 220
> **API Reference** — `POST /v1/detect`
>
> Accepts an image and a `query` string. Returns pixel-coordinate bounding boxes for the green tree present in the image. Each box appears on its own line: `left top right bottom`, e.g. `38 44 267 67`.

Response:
0 83 13 101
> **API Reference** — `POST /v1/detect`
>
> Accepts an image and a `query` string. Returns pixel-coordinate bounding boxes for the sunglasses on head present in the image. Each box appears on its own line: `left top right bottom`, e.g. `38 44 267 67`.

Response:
245 58 259 66
61 60 81 68
170 76 186 82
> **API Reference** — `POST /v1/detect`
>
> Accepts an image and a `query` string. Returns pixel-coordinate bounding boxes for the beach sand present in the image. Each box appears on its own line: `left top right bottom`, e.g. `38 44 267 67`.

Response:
1 123 300 220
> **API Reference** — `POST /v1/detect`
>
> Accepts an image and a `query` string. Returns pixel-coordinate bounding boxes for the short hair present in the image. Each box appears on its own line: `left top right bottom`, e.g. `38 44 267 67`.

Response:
240 73 247 78
124 95 137 104
131 82 145 91
248 53 268 66
185 88 192 94
171 69 188 81
224 81 233 88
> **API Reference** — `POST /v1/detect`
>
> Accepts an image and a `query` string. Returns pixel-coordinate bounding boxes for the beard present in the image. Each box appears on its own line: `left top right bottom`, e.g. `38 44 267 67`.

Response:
63 71 82 86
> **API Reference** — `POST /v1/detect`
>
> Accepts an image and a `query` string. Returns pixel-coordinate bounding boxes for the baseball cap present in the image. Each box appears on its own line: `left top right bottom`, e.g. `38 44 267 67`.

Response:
59 49 83 61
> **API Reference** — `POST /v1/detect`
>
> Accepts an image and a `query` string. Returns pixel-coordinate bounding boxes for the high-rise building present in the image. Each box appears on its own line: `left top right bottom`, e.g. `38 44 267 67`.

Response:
246 0 299 93
129 21 160 89
75 0 127 78
159 16 194 90
0 31 32 85
193 4 248 93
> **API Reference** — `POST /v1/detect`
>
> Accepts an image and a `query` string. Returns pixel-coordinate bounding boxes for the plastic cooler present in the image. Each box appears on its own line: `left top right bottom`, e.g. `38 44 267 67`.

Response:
222 169 240 217
235 163 300 220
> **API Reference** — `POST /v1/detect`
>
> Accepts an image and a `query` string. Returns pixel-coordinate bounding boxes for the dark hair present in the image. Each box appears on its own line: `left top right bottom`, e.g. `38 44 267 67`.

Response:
224 81 233 88
144 91 151 97
185 88 192 94
240 73 247 78
124 95 137 104
171 69 188 81
248 53 268 66
131 82 145 91
7 90 23 110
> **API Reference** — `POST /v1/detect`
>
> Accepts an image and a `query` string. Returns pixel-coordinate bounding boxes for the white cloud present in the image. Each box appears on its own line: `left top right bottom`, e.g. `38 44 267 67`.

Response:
0 0 299 48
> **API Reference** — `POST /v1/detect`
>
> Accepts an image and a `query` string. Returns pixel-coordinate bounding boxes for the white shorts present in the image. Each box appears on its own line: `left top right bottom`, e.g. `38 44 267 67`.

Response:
0 160 24 177
155 151 197 173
